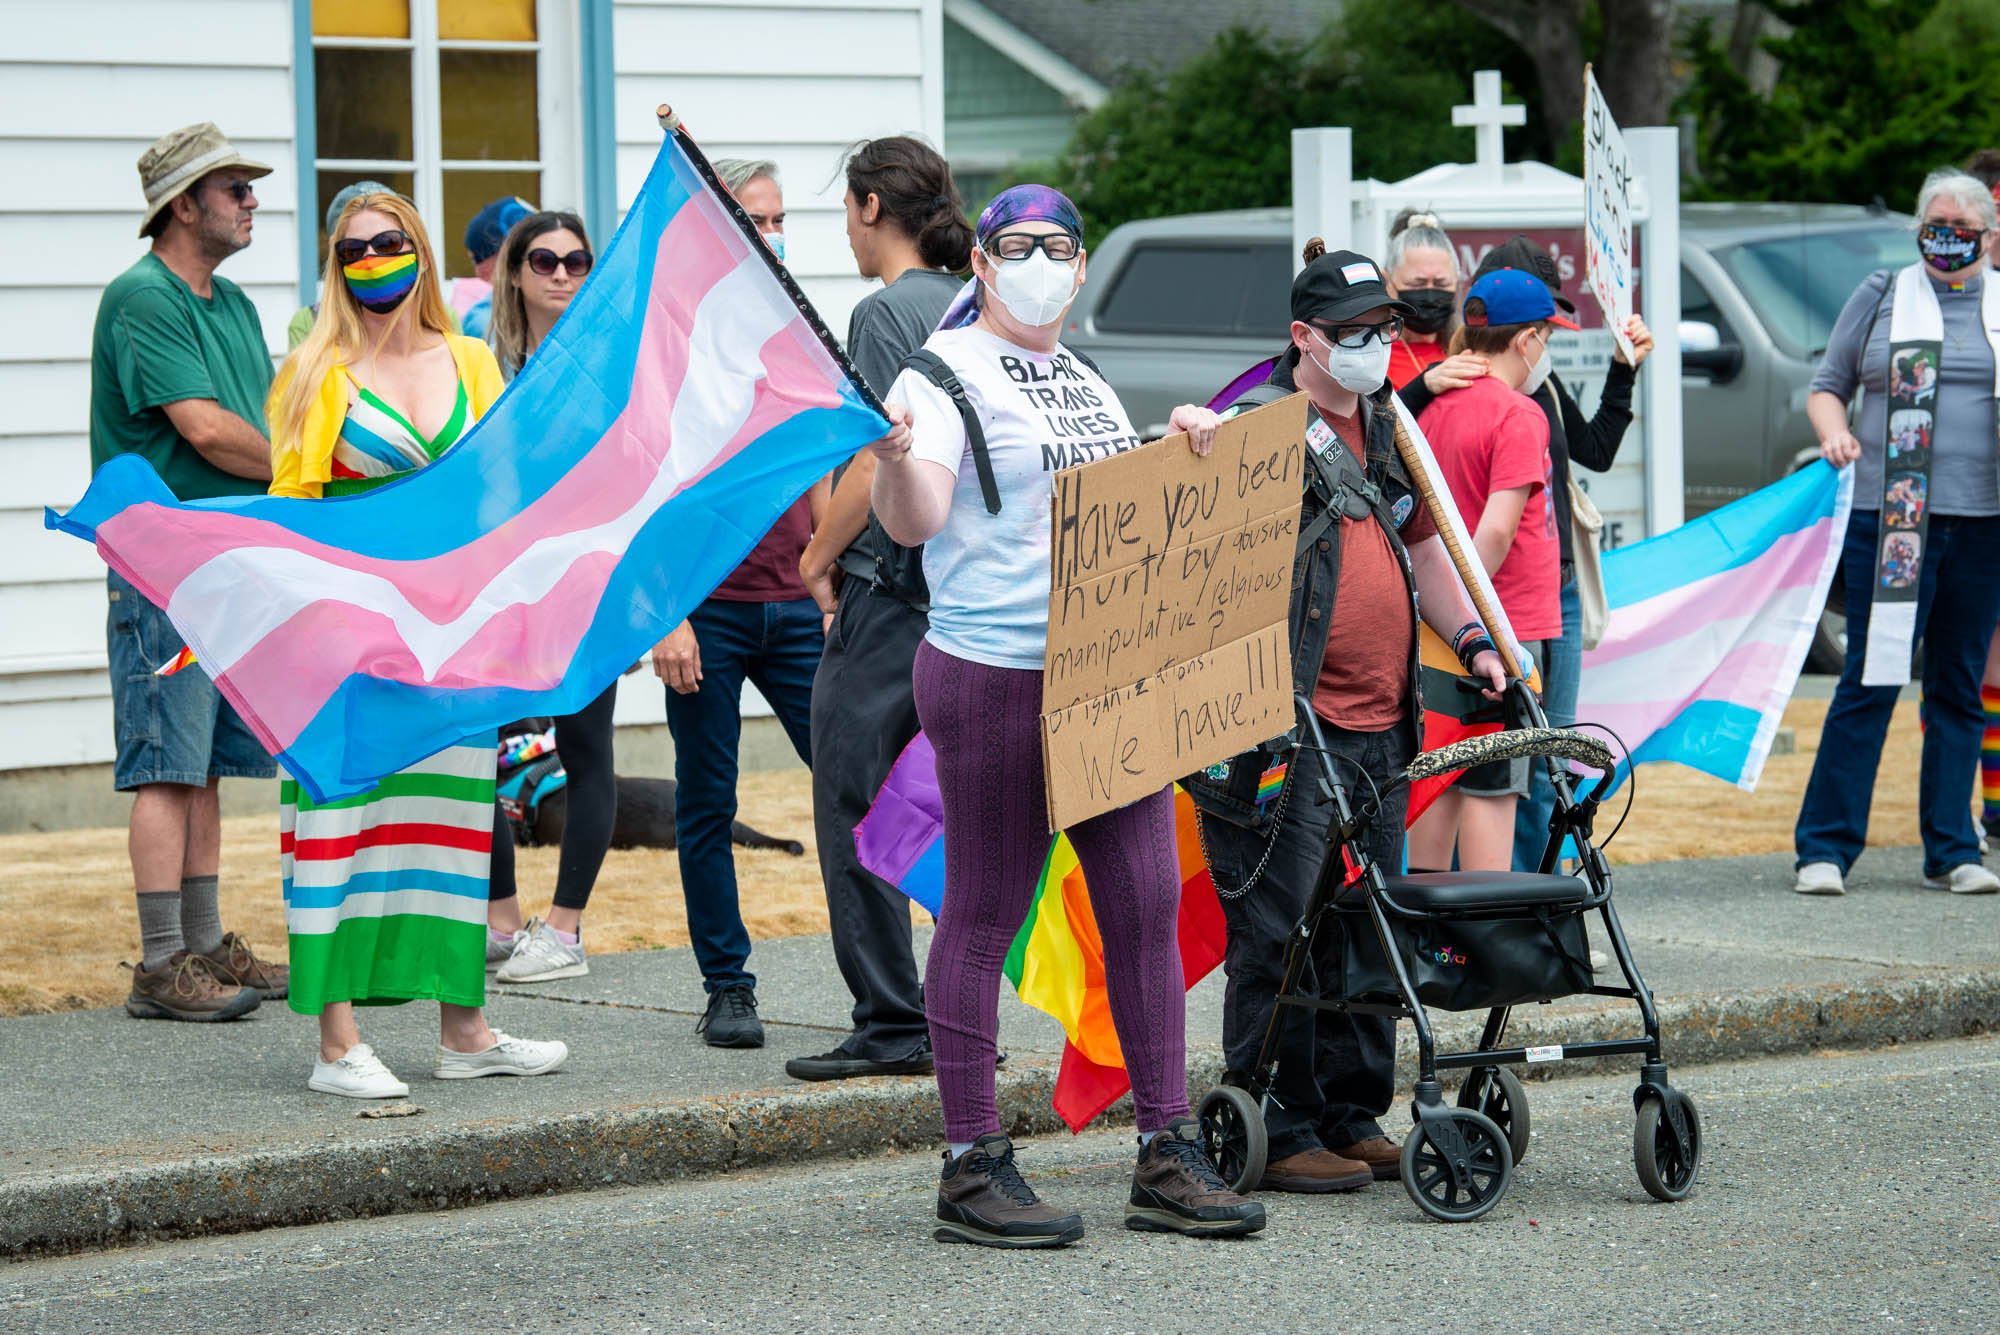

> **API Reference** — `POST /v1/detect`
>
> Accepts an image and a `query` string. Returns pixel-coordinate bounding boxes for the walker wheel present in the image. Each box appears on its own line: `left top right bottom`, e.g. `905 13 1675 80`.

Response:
1457 1066 1532 1166
1634 1091 1702 1201
1195 1085 1266 1195
1402 1107 1513 1222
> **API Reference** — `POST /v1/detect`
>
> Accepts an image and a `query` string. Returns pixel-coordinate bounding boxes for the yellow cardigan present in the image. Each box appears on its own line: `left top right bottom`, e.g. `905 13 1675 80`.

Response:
268 335 505 499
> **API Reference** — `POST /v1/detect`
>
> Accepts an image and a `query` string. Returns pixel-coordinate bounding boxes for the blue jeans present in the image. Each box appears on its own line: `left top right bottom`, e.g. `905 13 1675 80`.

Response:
1514 581 1582 869
1796 511 2000 877
665 597 821 991
106 569 275 790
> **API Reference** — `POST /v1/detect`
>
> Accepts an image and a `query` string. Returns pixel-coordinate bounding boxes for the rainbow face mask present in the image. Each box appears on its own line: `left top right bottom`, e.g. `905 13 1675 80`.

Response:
342 251 419 313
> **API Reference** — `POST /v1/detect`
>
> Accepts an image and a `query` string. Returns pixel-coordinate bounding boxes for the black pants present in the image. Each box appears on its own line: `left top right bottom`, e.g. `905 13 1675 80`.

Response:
1198 719 1414 1161
490 680 619 910
809 580 930 1060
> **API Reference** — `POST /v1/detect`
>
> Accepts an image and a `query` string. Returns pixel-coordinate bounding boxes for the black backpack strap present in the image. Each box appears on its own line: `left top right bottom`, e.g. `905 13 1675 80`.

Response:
902 349 999 515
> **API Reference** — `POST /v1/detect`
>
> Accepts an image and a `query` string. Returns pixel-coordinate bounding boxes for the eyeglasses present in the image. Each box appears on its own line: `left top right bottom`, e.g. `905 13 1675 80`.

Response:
526 247 593 278
334 229 414 266
1314 316 1405 348
212 179 255 205
985 231 1080 262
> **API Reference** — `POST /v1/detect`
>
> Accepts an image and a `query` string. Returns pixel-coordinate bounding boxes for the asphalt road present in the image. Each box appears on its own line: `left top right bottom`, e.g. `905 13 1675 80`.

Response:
6 1036 1998 1335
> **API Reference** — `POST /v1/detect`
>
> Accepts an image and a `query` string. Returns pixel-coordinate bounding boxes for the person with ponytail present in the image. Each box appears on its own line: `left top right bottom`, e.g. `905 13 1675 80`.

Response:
1380 208 1487 403
787 136 970 1084
867 185 1264 1247
266 193 568 1098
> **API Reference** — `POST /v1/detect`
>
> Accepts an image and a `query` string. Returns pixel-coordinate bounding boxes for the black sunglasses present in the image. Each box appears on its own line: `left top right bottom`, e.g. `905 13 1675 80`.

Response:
212 179 255 204
527 247 593 278
334 229 414 266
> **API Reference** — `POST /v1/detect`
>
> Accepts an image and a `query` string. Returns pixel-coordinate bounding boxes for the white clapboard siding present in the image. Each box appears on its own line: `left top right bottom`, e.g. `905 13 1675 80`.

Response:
613 0 943 336
0 0 295 770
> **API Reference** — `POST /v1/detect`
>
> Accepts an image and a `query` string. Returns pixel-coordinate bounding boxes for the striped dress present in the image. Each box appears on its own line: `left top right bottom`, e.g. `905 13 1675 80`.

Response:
282 368 490 1013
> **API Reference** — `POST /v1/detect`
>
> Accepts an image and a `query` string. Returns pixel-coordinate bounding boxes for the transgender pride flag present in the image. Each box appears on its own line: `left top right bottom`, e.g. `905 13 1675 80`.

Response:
48 131 887 802
1577 461 1854 791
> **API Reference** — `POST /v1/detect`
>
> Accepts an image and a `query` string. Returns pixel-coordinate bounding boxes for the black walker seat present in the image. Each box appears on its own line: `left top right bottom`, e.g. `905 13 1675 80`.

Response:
1193 682 1704 1222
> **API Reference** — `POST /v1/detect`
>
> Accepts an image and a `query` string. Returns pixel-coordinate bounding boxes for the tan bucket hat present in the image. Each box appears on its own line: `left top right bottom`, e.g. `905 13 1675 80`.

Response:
136 122 272 237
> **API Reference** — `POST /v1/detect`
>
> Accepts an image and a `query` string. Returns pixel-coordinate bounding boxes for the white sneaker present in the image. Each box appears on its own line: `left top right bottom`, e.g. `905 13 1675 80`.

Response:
1793 861 1845 896
495 919 589 984
434 1031 569 1079
1922 863 2000 895
309 1043 410 1099
486 929 524 969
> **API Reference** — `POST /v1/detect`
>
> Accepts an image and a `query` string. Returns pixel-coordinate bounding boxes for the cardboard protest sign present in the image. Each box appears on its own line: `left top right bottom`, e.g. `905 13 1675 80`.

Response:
1583 66 1636 363
1040 394 1308 830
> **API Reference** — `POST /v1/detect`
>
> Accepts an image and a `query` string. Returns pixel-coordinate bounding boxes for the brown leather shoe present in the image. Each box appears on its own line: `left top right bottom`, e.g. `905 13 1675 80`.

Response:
124 952 260 1022
1126 1119 1266 1236
200 932 289 1000
935 1134 1084 1248
1332 1136 1403 1181
1258 1147 1373 1193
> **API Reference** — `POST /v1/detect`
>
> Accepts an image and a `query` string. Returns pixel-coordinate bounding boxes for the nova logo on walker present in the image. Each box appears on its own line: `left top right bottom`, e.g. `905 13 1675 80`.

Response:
1432 945 1467 966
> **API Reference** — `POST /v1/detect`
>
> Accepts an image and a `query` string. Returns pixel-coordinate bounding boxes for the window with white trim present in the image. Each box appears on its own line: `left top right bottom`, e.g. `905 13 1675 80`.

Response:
310 0 578 279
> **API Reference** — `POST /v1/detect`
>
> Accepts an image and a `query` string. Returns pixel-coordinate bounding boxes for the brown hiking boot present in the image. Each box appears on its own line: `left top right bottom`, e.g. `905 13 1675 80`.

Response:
1259 1147 1374 1193
1126 1119 1267 1236
123 951 261 1022
200 932 289 999
1331 1136 1404 1181
935 1134 1085 1249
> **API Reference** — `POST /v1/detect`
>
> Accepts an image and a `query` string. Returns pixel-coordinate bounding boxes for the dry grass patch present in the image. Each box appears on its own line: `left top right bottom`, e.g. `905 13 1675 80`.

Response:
0 698 1945 1016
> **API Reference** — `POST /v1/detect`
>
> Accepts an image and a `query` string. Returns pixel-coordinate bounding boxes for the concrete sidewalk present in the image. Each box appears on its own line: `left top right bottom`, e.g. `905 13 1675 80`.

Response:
4 845 1996 1257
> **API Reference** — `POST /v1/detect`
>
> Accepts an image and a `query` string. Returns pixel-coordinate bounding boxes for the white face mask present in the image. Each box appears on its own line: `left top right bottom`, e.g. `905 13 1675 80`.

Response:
1518 330 1552 396
1309 329 1392 394
982 248 1080 328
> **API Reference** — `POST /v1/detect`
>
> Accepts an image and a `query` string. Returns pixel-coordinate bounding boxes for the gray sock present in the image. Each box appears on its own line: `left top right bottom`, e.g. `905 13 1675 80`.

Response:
137 890 184 971
179 874 223 957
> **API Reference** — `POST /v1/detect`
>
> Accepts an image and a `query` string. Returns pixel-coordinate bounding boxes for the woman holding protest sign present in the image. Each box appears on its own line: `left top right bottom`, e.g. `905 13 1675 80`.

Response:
267 193 569 1098
868 185 1265 1248
1794 168 2000 898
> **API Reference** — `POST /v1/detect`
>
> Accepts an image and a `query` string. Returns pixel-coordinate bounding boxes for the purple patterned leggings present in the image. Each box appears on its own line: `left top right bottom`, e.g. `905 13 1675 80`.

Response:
912 640 1190 1142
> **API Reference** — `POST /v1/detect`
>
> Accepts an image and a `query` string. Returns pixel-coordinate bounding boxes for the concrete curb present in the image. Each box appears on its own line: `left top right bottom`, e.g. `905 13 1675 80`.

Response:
6 968 1995 1259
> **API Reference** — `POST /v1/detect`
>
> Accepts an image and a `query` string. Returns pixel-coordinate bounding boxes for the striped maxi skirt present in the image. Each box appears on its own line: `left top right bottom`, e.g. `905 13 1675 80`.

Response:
280 742 495 1015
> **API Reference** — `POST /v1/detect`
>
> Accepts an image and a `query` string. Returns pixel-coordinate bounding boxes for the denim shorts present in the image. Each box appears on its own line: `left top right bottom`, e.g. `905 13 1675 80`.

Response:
107 569 276 790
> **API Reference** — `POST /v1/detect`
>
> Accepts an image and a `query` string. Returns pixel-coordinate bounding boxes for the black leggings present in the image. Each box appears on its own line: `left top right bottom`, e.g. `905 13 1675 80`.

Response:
490 680 619 911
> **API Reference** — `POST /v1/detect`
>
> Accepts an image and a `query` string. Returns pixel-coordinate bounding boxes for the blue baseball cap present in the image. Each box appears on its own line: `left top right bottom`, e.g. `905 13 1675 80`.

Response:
464 195 535 263
1464 268 1581 329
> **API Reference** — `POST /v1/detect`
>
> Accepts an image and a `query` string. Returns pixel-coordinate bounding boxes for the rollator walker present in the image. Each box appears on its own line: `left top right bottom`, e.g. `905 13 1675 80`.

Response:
1194 681 1703 1221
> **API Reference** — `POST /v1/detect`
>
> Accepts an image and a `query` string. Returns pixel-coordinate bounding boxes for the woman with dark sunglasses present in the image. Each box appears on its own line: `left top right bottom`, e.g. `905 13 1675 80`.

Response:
486 210 593 381
476 209 619 985
265 192 567 1099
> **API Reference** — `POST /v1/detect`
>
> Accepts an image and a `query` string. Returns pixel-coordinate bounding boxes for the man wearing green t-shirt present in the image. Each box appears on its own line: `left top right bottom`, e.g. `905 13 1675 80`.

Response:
89 123 289 1021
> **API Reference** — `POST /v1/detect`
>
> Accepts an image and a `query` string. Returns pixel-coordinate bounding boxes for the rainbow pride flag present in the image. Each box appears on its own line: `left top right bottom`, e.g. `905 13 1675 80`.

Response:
47 131 887 803
855 735 1225 1132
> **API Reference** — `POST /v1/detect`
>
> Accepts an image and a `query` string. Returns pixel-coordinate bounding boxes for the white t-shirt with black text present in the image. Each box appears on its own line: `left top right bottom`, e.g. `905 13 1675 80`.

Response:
886 325 1143 670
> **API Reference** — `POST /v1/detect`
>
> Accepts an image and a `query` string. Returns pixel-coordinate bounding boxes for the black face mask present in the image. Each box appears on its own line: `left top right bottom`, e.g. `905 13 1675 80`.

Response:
1400 287 1456 336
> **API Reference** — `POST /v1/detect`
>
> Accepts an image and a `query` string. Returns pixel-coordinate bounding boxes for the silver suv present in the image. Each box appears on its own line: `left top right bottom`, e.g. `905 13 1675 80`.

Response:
1063 202 1915 668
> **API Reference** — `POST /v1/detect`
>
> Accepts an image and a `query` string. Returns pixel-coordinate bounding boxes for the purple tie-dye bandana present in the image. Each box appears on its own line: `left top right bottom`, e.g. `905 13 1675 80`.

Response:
937 184 1084 330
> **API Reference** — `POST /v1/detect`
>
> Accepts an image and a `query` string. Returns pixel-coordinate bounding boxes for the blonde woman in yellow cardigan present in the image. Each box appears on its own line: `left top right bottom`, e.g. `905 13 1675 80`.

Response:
266 192 565 1099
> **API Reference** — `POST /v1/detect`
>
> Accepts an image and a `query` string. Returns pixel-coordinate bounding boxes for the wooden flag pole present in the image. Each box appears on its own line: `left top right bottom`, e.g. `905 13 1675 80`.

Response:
1388 407 1537 688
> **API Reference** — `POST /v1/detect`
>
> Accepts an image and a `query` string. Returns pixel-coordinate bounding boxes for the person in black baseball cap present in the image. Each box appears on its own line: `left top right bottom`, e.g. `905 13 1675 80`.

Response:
1456 236 1653 877
1186 239 1505 1194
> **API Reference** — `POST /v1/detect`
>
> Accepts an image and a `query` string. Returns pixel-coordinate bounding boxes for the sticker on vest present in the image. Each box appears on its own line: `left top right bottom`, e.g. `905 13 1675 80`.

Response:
1390 493 1414 527
1254 762 1287 805
1305 414 1335 455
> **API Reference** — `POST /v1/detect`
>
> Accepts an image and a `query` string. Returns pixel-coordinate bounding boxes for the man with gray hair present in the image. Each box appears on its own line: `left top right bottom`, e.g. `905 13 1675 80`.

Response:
89 122 289 1020
649 157 823 1049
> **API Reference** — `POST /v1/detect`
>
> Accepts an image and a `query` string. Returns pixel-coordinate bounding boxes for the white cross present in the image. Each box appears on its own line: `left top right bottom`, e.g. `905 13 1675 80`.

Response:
1453 69 1526 185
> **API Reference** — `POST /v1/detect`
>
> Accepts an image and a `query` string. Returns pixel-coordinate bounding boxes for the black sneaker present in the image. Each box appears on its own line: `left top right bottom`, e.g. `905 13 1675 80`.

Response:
1126 1119 1267 1237
785 1040 932 1081
695 984 764 1048
935 1134 1084 1249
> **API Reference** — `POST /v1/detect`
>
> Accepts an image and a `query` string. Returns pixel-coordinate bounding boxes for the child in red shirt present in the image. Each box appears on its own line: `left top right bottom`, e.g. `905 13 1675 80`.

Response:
1408 268 1577 870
